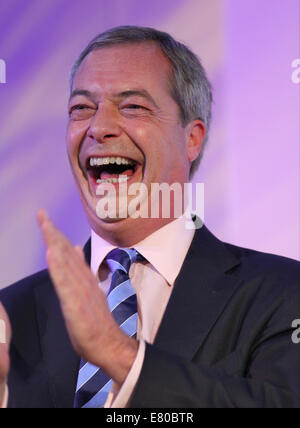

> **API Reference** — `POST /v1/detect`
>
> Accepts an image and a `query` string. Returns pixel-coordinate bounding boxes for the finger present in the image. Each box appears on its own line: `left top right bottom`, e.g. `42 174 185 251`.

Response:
37 211 85 275
46 247 106 336
46 245 94 300
36 208 49 227
47 237 88 279
38 210 73 252
38 213 64 247
48 253 98 310
46 247 81 315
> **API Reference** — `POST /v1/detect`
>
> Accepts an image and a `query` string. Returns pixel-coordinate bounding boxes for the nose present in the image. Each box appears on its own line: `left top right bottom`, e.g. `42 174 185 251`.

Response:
87 102 122 142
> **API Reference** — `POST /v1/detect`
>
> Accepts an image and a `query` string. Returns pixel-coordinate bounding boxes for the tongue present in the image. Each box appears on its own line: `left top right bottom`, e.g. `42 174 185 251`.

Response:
100 169 134 180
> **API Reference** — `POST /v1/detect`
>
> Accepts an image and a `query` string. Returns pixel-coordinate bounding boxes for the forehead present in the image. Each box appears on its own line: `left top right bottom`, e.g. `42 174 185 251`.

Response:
72 42 173 95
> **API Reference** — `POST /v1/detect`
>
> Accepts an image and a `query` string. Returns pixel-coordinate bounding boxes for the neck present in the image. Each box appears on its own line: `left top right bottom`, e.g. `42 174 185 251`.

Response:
91 216 177 247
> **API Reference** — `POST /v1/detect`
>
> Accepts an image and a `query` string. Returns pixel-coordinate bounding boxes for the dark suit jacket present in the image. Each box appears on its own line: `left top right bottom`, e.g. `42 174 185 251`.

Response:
1 225 300 408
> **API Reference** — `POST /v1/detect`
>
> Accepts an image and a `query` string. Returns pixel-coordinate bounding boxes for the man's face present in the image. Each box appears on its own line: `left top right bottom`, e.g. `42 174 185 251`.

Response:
67 43 199 243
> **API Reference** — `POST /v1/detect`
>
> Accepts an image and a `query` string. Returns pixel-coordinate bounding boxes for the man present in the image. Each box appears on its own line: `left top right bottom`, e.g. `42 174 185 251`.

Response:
0 26 299 408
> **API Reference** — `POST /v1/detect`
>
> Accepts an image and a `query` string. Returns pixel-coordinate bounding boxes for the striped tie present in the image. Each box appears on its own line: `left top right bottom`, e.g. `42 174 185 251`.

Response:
74 248 142 408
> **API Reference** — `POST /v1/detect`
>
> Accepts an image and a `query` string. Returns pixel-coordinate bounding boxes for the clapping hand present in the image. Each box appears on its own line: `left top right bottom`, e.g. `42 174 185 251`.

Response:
37 209 138 388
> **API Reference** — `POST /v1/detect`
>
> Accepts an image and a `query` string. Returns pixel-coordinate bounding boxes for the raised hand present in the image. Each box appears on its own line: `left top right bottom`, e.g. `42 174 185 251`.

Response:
37 209 138 388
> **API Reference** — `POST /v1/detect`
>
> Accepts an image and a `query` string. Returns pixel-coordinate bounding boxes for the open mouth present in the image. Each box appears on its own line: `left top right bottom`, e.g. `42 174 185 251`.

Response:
86 156 141 187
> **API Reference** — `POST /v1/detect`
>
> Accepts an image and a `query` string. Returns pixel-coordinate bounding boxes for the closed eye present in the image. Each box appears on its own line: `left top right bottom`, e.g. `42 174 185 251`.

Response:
68 104 96 120
125 104 148 110
69 104 90 114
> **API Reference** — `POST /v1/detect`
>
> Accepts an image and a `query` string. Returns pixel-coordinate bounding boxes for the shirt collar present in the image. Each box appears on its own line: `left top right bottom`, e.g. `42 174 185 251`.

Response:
91 212 195 286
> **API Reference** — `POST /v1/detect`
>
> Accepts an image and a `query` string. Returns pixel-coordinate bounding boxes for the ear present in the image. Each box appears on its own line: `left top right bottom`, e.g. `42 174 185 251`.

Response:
185 119 206 163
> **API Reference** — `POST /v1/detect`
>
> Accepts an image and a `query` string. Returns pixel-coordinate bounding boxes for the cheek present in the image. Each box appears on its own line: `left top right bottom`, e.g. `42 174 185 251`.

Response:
125 120 167 154
125 122 150 148
123 121 157 164
66 121 89 156
123 121 187 178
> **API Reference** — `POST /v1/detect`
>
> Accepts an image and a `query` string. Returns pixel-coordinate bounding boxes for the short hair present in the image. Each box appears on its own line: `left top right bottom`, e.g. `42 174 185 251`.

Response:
70 26 213 178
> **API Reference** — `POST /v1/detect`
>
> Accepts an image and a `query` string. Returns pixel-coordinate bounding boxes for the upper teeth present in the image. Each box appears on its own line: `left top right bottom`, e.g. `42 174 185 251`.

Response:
90 157 135 167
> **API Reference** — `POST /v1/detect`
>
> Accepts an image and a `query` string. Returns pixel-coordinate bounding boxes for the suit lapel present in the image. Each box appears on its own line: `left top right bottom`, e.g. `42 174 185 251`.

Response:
154 225 241 360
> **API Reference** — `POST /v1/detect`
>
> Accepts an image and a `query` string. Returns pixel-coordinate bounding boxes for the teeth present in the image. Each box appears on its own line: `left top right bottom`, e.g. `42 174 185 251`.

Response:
90 156 134 167
96 176 130 184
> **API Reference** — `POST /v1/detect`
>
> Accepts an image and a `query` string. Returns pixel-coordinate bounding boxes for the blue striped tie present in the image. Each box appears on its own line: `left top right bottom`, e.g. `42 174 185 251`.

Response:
74 248 142 408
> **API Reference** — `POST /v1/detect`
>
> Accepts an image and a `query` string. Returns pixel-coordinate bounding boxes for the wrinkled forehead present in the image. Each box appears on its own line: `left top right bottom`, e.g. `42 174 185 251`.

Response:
71 42 174 94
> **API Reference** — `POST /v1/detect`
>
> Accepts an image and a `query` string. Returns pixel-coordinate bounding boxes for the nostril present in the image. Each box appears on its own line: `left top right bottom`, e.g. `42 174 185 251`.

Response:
104 134 117 139
87 129 122 142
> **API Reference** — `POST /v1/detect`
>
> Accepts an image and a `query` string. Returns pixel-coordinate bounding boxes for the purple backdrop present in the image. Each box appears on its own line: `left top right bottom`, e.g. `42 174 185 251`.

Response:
0 0 299 288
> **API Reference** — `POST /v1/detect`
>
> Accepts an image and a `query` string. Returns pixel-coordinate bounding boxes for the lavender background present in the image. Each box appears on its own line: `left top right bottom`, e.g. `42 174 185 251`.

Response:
0 0 299 289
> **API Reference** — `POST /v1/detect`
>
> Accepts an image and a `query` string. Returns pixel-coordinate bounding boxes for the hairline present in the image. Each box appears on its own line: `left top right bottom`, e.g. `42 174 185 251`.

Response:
70 41 188 126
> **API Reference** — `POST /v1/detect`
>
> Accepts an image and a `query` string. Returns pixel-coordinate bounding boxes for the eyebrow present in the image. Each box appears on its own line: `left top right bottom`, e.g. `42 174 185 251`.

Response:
69 88 159 109
116 89 159 109
69 89 94 103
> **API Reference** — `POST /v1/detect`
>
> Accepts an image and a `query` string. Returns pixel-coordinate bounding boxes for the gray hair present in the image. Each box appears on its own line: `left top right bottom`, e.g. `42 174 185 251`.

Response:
70 26 213 178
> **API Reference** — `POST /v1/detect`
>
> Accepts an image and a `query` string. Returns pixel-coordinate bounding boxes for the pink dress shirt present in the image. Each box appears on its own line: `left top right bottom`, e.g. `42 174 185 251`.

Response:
90 213 195 408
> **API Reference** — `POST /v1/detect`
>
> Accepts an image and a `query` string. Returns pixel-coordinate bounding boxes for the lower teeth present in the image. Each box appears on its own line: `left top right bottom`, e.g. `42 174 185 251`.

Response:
96 176 130 184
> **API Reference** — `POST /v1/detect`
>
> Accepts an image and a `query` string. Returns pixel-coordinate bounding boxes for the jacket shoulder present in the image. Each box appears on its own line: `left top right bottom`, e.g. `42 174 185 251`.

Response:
223 241 300 292
0 269 50 312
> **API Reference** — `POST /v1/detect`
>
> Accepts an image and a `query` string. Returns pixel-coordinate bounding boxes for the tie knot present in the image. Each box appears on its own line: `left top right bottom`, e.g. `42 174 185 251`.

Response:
105 248 143 275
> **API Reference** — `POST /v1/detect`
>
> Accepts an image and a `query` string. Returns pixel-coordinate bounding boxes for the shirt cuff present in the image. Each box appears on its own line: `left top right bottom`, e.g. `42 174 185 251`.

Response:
1 385 8 408
104 339 146 408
